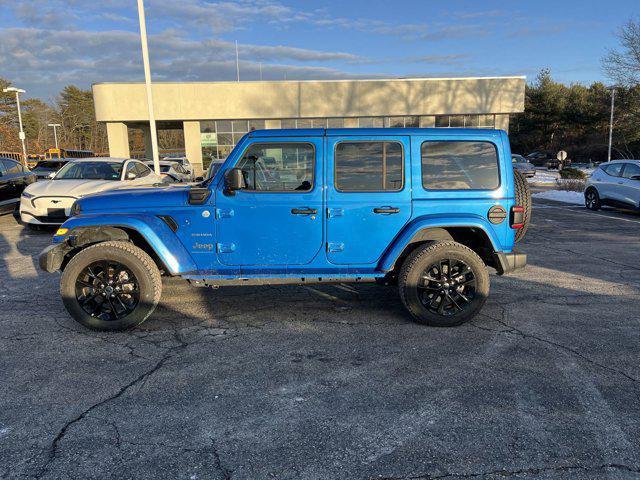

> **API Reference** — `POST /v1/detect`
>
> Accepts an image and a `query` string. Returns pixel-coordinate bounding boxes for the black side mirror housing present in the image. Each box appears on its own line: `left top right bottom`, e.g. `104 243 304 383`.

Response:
224 168 246 194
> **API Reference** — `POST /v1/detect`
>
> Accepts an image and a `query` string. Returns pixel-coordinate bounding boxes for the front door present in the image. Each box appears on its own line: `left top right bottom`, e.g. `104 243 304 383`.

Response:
215 138 323 267
326 136 412 265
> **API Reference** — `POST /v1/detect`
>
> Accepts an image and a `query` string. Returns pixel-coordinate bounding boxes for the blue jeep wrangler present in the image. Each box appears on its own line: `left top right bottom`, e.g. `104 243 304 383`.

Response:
39 128 529 331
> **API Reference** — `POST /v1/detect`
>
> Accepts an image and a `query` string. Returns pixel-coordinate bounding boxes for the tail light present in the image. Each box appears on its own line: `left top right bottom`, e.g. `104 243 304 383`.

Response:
510 206 525 229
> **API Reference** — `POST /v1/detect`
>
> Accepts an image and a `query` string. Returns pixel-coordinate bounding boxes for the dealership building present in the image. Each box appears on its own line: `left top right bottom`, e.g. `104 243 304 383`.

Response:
92 76 525 175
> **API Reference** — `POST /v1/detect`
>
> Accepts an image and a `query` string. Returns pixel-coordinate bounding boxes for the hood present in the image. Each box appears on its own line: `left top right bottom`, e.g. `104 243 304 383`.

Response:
77 184 193 213
25 179 121 198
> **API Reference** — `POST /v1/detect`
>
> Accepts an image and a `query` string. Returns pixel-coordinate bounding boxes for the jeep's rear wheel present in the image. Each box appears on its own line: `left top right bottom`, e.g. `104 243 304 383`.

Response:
513 168 532 242
398 241 489 327
60 241 162 331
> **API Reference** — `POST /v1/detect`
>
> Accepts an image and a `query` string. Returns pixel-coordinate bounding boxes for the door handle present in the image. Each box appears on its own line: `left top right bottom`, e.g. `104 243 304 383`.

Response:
618 181 624 184
373 207 400 214
291 207 317 215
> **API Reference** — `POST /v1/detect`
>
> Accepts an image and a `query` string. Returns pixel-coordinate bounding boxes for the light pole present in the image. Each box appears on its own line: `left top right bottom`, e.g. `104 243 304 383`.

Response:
2 87 27 163
607 87 616 162
136 0 160 175
48 123 61 149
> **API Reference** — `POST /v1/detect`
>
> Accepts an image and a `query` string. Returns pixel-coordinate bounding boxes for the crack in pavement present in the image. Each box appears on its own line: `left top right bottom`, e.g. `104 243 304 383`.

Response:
376 462 640 479
210 436 234 480
471 305 640 404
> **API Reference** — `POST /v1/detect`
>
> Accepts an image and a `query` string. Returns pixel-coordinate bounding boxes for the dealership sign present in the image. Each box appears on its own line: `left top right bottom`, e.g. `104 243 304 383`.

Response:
201 132 217 147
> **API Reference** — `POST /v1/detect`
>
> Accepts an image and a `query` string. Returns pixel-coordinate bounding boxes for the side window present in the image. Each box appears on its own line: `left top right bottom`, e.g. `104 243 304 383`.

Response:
621 163 640 179
135 162 152 177
236 143 314 192
2 159 21 174
603 163 623 177
125 162 137 178
0 160 8 175
422 141 499 190
334 141 403 192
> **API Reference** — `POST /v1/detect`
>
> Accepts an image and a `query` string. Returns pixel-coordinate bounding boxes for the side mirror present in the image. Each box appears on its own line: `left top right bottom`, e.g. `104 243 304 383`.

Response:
195 176 204 182
224 168 246 194
126 172 137 180
631 175 640 181
48 172 55 179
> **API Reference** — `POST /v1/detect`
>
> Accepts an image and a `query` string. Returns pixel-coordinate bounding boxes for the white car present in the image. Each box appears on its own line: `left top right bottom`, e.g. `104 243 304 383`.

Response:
20 157 163 226
145 160 193 182
161 156 193 177
585 160 640 211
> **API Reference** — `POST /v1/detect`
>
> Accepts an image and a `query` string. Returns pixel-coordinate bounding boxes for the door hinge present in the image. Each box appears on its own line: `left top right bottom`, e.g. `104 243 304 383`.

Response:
327 207 344 218
327 242 344 253
216 242 236 253
215 208 234 219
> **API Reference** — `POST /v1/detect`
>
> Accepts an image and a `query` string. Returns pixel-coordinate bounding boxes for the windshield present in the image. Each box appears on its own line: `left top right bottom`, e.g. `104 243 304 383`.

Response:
35 161 67 170
54 162 123 180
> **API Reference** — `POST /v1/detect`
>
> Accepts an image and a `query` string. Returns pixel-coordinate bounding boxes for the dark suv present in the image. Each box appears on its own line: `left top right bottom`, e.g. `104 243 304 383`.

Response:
0 157 36 215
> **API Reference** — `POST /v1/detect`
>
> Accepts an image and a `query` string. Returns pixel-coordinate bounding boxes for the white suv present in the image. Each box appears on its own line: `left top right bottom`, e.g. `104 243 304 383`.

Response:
585 160 640 211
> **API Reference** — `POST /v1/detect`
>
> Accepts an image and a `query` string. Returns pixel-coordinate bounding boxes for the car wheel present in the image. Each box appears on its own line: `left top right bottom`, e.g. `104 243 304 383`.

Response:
585 188 601 211
60 241 162 331
398 241 490 327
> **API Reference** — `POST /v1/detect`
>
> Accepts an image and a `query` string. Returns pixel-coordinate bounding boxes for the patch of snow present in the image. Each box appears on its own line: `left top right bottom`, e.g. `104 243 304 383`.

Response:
532 190 584 205
528 169 559 185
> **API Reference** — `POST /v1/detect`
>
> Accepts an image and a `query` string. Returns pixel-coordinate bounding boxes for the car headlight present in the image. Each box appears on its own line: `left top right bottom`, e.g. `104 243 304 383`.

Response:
21 191 34 199
70 201 81 216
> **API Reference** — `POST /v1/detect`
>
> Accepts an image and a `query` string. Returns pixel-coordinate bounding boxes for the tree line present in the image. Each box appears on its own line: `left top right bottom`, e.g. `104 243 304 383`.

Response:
1 19 639 162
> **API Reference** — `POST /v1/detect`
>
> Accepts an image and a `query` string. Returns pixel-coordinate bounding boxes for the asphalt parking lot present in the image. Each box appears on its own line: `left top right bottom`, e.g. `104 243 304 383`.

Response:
1 200 640 480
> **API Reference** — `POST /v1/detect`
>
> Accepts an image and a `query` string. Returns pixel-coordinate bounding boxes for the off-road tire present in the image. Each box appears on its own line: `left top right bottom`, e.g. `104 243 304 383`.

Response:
398 241 490 327
585 187 601 211
513 168 532 242
60 241 162 331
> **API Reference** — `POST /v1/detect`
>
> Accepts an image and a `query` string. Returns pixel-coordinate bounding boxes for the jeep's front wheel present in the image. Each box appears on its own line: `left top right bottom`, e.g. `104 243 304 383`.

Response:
398 241 489 327
60 241 162 331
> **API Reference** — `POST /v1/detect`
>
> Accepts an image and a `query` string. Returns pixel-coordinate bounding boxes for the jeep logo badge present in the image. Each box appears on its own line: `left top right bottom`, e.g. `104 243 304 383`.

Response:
487 205 507 224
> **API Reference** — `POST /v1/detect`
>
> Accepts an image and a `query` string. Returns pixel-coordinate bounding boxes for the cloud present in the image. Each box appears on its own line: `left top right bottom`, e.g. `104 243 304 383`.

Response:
0 27 380 98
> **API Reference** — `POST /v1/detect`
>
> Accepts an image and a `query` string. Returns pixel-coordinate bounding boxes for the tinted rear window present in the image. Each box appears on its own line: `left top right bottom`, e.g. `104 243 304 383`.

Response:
421 141 499 190
603 163 623 177
334 141 403 192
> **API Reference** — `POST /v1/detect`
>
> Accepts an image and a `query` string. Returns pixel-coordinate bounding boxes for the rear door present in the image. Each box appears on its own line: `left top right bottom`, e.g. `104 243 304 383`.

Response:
600 163 625 202
326 136 412 265
620 163 640 208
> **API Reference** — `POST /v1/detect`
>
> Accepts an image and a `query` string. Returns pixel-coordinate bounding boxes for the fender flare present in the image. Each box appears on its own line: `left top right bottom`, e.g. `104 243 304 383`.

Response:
377 214 501 272
56 214 197 275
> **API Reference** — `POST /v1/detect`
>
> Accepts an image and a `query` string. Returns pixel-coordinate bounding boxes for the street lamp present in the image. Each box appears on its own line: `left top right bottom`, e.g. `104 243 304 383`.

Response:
2 87 27 163
48 123 61 149
607 86 616 162
136 0 160 175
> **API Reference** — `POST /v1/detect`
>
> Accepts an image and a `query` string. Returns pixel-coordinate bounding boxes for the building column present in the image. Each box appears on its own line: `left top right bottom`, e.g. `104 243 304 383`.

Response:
183 121 203 176
495 114 510 132
420 116 436 128
343 118 358 128
106 122 130 158
140 123 153 160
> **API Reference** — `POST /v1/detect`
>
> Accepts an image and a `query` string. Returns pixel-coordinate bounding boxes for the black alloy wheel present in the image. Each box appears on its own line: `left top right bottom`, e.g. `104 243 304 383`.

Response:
75 260 140 321
585 189 600 210
418 258 477 316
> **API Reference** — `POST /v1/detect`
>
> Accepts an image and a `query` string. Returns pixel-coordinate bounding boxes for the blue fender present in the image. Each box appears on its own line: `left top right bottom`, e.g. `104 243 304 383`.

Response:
57 214 197 275
377 214 501 272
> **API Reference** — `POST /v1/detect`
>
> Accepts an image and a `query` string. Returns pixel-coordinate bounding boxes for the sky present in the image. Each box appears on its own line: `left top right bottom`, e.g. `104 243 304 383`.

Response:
0 0 636 100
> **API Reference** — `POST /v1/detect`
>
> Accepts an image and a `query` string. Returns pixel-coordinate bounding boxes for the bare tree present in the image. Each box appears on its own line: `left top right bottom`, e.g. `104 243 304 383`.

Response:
603 19 640 86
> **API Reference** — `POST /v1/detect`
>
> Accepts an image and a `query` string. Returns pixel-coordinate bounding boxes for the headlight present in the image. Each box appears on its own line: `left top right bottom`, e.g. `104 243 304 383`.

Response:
70 201 81 216
21 191 34 199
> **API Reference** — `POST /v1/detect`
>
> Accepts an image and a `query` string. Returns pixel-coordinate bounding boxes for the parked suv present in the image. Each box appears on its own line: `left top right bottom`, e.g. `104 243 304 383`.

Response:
40 128 529 331
584 160 640 211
